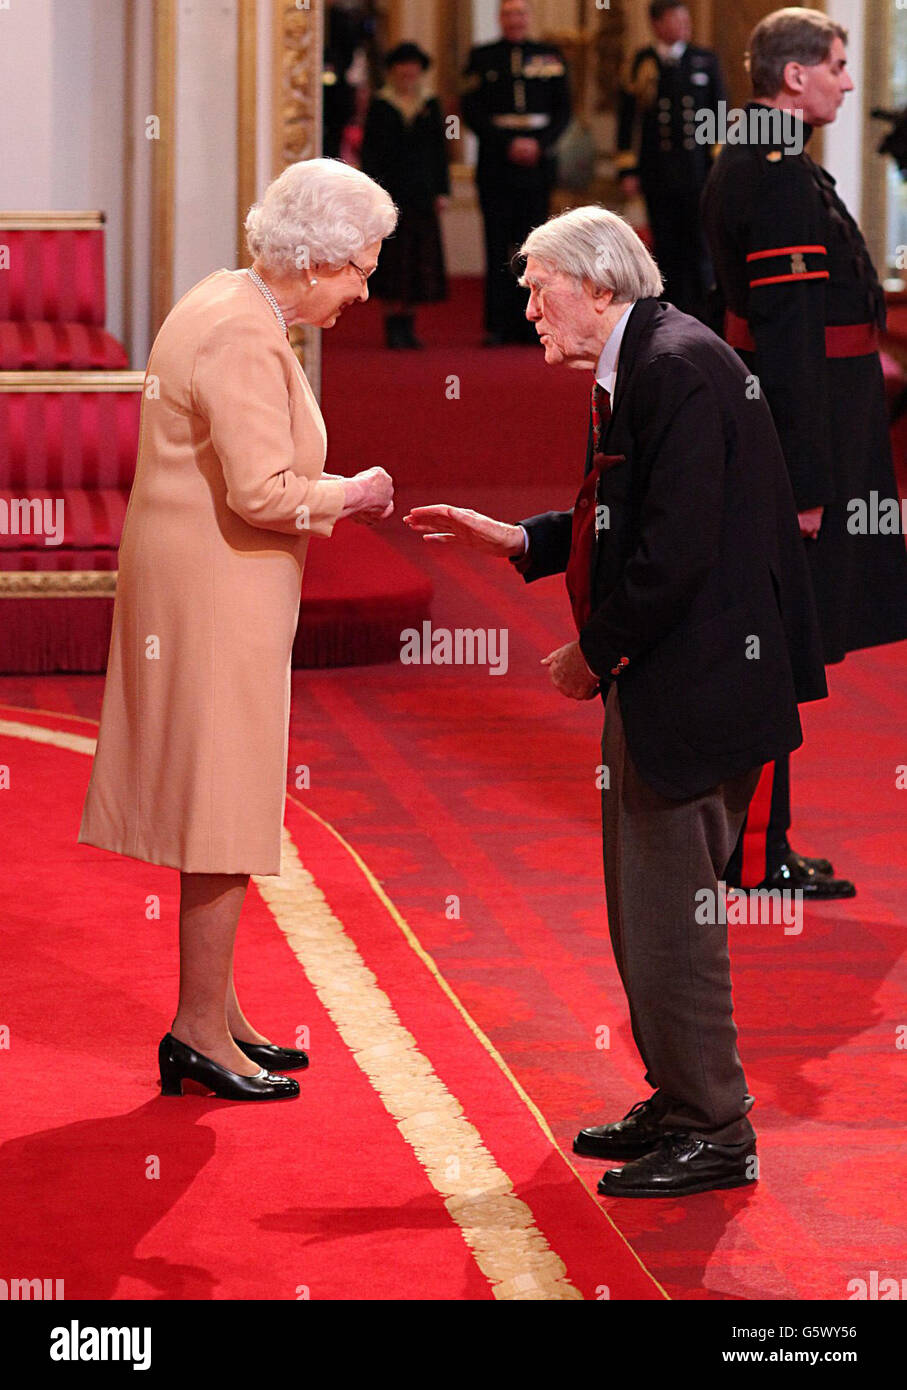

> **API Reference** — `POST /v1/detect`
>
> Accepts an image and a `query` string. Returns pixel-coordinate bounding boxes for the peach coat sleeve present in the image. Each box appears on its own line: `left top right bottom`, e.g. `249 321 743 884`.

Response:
191 319 346 536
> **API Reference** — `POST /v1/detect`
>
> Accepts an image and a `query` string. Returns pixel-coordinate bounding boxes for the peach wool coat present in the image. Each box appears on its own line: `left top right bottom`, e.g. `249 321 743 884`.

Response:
79 270 345 875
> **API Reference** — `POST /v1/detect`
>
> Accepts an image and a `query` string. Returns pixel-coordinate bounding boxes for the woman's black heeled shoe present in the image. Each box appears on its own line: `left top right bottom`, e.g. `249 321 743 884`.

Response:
158 1033 300 1101
233 1038 310 1072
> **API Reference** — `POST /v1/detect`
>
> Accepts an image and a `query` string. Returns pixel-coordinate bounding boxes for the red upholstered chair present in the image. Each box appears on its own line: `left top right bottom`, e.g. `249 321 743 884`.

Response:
0 368 433 673
0 212 128 370
0 370 143 671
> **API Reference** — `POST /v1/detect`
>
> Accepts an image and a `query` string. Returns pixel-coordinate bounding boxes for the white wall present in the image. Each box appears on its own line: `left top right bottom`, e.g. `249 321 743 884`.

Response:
2 0 55 206
1 0 246 362
53 0 127 345
2 0 127 345
823 0 864 215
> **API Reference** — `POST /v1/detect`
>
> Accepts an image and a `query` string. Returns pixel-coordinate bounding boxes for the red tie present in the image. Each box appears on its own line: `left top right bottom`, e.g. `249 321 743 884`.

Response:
566 383 613 631
591 381 612 462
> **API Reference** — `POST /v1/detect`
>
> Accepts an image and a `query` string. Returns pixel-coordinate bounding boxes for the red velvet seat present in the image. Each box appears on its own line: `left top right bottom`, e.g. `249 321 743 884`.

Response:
0 371 141 668
0 488 129 553
0 372 143 493
0 547 120 572
0 213 128 370
0 322 128 370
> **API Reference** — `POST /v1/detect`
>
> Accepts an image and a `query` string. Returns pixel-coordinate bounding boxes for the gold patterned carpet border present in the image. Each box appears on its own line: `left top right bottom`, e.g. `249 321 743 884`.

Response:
255 827 584 1301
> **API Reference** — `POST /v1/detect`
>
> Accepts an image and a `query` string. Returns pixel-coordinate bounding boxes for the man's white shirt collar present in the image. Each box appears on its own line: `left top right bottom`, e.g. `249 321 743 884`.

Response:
595 301 636 401
656 39 687 62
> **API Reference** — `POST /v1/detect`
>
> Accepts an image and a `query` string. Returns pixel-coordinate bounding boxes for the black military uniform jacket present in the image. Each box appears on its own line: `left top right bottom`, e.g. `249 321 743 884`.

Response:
513 299 827 801
461 39 571 192
702 105 907 662
617 43 725 190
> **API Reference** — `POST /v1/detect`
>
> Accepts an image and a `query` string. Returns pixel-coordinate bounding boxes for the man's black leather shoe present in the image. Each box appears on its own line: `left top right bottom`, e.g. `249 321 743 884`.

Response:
763 859 855 898
598 1133 758 1198
787 849 834 877
574 1097 669 1160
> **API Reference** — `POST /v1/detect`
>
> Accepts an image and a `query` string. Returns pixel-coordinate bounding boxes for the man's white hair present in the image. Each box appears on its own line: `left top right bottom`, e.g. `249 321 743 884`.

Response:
520 205 664 301
245 158 398 273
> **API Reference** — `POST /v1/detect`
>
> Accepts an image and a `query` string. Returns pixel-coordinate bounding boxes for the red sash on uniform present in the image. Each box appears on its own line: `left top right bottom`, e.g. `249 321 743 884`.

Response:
724 309 879 358
565 383 623 632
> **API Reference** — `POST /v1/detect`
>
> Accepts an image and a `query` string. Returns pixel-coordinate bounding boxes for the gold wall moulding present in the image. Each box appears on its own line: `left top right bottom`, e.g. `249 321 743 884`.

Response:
0 212 106 230
272 0 323 170
0 571 118 597
237 0 258 266
272 0 324 388
151 0 177 338
0 371 146 393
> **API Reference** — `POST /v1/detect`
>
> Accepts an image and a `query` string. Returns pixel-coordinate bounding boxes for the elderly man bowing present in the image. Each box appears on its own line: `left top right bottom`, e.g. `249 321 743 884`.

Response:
405 206 827 1198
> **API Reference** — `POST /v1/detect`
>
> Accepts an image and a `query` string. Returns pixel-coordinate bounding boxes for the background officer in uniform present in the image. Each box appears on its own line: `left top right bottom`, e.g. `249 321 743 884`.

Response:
703 7 907 898
461 0 571 345
616 0 725 320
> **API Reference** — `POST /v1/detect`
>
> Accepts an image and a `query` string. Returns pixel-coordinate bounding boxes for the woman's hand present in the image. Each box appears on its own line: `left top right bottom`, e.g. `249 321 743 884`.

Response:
404 504 525 557
340 467 394 524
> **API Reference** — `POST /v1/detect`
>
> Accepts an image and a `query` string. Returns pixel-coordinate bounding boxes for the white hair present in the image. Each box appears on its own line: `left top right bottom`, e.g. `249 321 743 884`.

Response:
245 158 398 273
520 206 663 301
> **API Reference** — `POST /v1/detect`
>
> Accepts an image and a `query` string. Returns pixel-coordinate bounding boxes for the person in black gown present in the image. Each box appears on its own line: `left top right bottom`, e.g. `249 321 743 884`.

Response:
361 42 450 349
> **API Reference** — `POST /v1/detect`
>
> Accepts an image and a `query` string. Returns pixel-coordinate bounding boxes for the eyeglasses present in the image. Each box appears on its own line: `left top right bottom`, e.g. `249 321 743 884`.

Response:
348 259 377 284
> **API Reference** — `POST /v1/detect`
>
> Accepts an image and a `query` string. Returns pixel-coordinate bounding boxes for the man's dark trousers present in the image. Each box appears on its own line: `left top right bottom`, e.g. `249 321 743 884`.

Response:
602 686 761 1145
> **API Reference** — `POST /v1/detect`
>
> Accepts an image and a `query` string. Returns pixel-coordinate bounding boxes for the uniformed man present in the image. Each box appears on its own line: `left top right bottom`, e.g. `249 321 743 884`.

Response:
702 7 907 898
616 0 725 320
461 0 571 345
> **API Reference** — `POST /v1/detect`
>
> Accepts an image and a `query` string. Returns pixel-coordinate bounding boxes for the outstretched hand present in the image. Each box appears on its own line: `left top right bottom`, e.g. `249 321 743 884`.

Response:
403 504 525 558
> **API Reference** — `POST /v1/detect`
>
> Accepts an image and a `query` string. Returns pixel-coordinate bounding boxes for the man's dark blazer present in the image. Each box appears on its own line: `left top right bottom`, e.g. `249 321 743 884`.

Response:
516 298 828 800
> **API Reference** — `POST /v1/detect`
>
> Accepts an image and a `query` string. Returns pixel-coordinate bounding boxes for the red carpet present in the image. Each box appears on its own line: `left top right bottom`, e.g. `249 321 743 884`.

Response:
0 703 661 1300
0 278 904 1300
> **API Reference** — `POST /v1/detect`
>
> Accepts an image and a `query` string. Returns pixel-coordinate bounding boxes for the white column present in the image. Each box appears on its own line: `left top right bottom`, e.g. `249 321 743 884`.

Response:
472 0 500 46
127 0 156 367
255 0 273 194
172 0 239 300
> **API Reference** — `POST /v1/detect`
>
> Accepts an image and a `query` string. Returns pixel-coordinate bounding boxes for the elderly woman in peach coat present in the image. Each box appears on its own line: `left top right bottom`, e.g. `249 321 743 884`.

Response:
79 160 396 1102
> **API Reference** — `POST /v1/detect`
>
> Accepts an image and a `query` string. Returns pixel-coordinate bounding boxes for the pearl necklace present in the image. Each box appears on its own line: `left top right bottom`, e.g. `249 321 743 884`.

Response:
247 268 287 335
